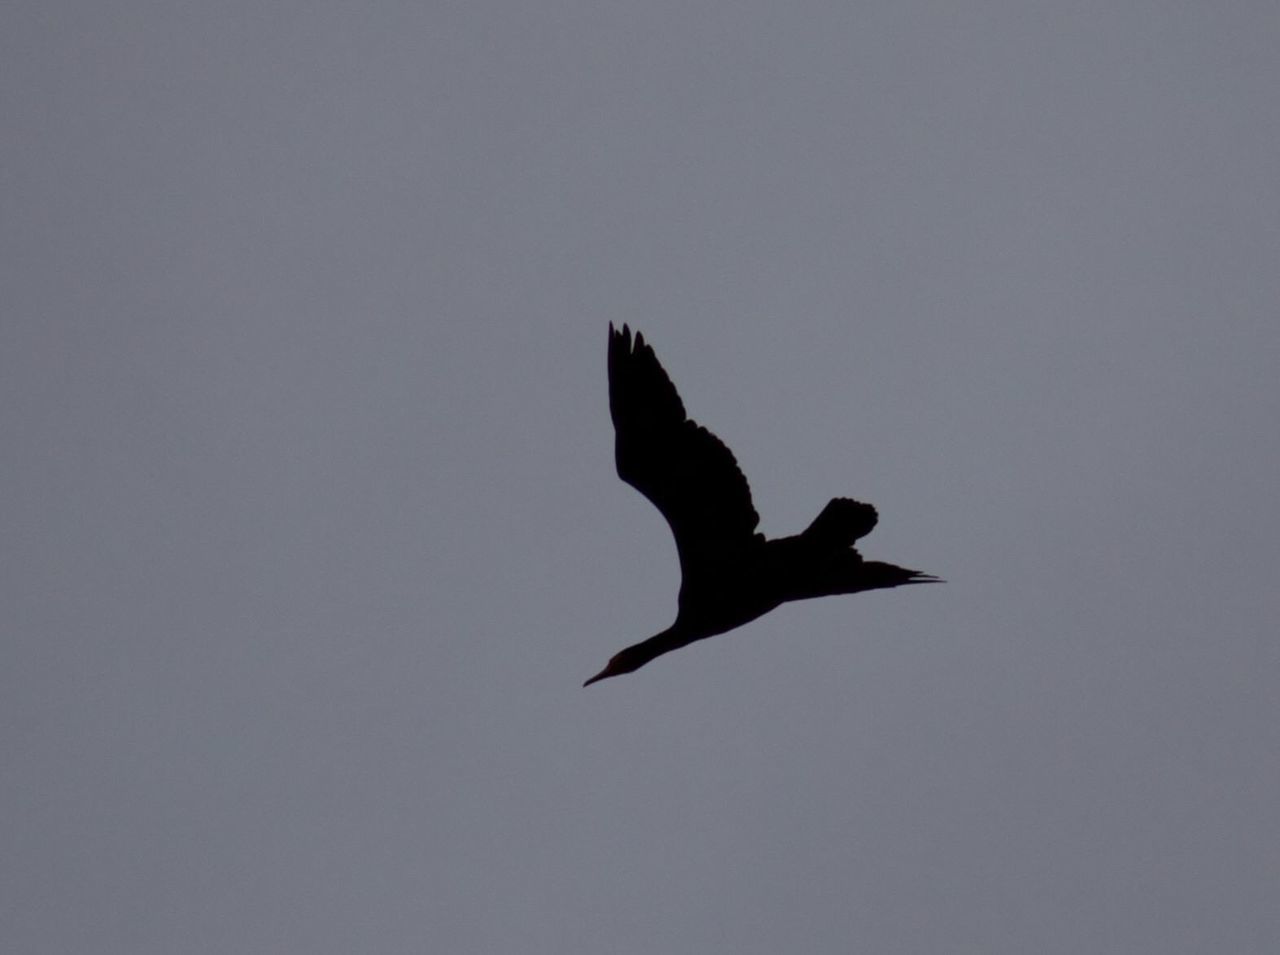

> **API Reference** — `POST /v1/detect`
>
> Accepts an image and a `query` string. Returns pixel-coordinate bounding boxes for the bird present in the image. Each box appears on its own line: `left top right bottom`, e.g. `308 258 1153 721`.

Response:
584 324 939 686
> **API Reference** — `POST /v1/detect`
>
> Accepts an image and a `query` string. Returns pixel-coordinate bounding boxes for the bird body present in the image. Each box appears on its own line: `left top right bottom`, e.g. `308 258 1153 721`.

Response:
585 325 936 686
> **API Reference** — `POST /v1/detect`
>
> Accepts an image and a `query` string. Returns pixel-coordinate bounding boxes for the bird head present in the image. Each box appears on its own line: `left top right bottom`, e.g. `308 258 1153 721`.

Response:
583 646 647 687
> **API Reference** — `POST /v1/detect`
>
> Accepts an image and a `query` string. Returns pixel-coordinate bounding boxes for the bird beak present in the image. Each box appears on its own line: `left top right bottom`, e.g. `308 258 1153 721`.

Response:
583 665 613 687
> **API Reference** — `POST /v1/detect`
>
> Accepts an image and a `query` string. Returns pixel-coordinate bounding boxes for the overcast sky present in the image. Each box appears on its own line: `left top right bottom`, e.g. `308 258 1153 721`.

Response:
4 3 1278 952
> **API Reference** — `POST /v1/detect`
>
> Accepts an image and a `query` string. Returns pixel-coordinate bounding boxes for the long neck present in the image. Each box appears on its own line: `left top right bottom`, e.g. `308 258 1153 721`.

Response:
621 624 695 673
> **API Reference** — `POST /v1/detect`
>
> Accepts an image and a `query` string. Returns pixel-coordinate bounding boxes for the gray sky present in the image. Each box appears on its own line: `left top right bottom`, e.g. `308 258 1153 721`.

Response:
4 3 1278 952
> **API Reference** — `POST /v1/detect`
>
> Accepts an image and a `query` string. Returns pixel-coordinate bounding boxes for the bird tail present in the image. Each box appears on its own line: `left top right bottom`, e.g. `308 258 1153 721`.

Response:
853 560 943 591
776 549 941 603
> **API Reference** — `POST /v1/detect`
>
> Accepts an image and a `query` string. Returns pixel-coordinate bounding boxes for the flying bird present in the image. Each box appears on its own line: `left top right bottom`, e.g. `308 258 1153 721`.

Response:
584 324 938 686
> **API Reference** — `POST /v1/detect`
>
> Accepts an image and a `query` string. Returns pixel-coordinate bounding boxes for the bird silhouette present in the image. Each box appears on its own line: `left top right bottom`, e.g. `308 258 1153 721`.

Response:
584 324 939 686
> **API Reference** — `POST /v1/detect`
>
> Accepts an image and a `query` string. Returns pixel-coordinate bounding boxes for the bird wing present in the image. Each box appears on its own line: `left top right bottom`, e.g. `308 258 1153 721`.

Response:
608 324 761 576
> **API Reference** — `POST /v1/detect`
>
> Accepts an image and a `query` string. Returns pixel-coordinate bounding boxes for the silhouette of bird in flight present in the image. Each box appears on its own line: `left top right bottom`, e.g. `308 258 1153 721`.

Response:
584 324 939 687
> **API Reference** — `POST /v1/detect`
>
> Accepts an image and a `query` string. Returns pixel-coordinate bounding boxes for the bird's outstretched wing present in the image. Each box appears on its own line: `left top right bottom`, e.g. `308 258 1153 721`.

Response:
608 324 761 575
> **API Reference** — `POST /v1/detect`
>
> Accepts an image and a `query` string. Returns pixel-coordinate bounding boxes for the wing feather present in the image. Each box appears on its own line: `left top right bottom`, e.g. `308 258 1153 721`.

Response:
608 324 760 574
